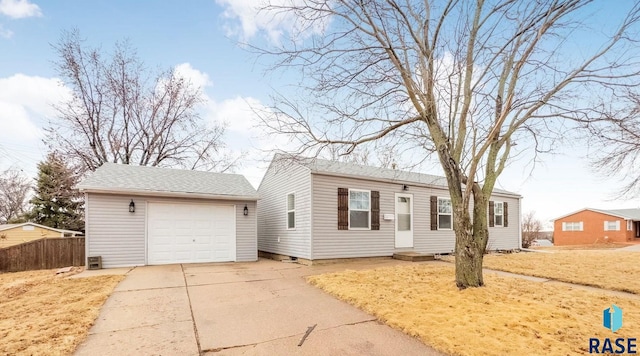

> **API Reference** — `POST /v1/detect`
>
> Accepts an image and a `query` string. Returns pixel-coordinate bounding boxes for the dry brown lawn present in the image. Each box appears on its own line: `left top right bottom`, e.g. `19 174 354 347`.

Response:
308 264 640 356
476 250 640 294
534 243 630 250
0 269 124 356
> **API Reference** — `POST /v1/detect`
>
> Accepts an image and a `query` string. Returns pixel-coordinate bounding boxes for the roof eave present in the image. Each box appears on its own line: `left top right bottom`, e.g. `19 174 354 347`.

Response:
551 208 633 221
79 188 260 201
309 171 522 198
0 222 83 234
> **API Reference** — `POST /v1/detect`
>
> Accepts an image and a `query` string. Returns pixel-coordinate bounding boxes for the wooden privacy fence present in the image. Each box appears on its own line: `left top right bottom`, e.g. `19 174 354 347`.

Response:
0 237 85 273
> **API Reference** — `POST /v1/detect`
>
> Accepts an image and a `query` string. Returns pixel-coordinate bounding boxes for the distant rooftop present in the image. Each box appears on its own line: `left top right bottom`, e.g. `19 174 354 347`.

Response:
553 208 640 221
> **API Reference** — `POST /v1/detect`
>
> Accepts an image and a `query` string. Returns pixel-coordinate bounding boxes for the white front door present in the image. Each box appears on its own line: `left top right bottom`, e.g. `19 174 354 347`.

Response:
395 193 414 248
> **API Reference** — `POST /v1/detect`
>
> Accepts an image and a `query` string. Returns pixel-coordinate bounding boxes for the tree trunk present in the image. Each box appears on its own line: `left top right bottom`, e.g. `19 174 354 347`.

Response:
454 192 489 289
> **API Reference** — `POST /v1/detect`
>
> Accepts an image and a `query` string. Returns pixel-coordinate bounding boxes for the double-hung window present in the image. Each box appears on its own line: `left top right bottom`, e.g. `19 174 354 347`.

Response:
604 221 620 231
494 202 504 227
286 193 295 229
438 198 452 230
562 222 583 231
349 189 370 229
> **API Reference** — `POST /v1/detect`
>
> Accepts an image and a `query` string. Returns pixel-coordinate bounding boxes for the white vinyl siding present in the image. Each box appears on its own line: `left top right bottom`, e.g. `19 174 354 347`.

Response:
257 161 312 259
604 220 620 231
311 173 521 258
349 189 371 229
562 222 583 231
494 202 504 227
86 193 257 268
438 198 452 230
286 193 296 230
85 194 146 268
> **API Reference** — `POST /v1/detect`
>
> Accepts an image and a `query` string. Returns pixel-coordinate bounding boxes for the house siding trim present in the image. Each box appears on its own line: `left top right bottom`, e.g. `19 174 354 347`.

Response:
84 192 90 266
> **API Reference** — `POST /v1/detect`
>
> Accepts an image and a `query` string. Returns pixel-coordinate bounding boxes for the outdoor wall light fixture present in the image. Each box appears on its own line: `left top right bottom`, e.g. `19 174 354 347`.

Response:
243 204 249 216
402 184 409 191
129 199 135 213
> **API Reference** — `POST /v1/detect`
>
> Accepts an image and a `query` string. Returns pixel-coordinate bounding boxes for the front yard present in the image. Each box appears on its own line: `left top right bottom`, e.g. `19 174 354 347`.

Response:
308 263 640 356
0 269 124 355
480 250 640 294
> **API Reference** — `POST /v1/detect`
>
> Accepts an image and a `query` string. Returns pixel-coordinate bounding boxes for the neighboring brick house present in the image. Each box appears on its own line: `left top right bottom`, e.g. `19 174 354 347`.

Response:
553 208 640 246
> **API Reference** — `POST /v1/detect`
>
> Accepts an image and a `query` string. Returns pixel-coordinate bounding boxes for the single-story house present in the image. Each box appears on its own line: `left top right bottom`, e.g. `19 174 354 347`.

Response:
257 155 522 264
77 163 259 268
0 222 83 248
553 208 640 245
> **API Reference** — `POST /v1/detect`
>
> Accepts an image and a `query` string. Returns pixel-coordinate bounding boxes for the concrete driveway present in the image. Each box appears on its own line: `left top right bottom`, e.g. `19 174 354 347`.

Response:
75 259 442 355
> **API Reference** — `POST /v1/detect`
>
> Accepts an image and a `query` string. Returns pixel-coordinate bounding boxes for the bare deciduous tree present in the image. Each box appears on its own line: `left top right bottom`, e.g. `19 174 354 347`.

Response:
0 168 31 224
48 30 235 173
250 1 640 288
583 91 640 197
522 211 543 248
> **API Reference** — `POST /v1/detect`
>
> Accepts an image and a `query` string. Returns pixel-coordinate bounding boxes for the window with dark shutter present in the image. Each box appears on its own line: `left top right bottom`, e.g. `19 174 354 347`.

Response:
371 191 380 230
504 202 508 227
430 196 438 230
489 201 495 227
338 188 349 230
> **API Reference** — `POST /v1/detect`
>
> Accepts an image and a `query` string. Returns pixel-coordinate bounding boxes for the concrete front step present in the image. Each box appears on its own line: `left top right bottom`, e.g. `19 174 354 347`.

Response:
392 252 435 262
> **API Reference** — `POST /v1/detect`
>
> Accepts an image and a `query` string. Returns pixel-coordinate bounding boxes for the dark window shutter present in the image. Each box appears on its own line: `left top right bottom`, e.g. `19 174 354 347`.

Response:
338 188 349 230
371 191 380 230
489 201 495 227
430 196 438 230
504 202 509 227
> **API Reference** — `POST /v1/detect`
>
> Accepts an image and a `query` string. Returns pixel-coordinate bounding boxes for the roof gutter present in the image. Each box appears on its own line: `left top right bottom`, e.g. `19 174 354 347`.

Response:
79 188 260 201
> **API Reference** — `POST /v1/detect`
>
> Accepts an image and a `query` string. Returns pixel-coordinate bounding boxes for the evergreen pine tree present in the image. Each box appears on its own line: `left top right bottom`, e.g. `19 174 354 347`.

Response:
29 153 84 231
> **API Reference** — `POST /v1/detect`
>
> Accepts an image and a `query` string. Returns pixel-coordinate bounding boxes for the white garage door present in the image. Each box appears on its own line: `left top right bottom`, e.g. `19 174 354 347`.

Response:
147 202 236 265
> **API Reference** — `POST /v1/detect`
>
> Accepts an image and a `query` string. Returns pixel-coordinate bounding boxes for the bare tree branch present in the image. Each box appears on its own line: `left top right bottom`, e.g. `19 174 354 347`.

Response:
246 0 640 288
0 168 31 224
47 29 236 173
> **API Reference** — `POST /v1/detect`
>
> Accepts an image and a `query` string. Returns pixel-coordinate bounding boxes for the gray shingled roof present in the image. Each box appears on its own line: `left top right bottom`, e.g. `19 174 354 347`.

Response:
280 155 519 196
591 208 640 220
78 163 258 199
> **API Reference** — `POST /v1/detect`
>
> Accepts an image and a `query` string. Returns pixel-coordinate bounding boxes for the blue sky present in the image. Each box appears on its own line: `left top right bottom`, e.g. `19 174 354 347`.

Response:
0 0 638 228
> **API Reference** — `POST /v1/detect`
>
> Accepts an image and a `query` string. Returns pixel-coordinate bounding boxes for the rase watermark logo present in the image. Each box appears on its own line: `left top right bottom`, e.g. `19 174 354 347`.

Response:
589 304 636 354
605 305 624 333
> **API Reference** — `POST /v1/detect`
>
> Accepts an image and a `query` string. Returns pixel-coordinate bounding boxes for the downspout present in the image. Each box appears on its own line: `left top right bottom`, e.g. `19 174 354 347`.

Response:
84 192 89 267
309 171 314 261
518 196 523 249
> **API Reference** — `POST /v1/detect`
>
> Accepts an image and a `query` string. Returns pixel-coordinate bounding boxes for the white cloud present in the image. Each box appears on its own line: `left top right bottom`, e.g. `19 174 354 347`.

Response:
0 74 70 171
175 62 212 89
209 96 261 133
0 74 70 119
215 0 329 43
0 101 40 140
0 24 12 38
0 0 42 19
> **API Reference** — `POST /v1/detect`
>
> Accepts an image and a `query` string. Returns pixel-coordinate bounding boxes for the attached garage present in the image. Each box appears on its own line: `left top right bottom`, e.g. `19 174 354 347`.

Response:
78 163 258 268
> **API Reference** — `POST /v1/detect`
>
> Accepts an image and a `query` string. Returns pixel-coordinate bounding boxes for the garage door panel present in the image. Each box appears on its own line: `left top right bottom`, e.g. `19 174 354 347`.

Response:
147 202 236 265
